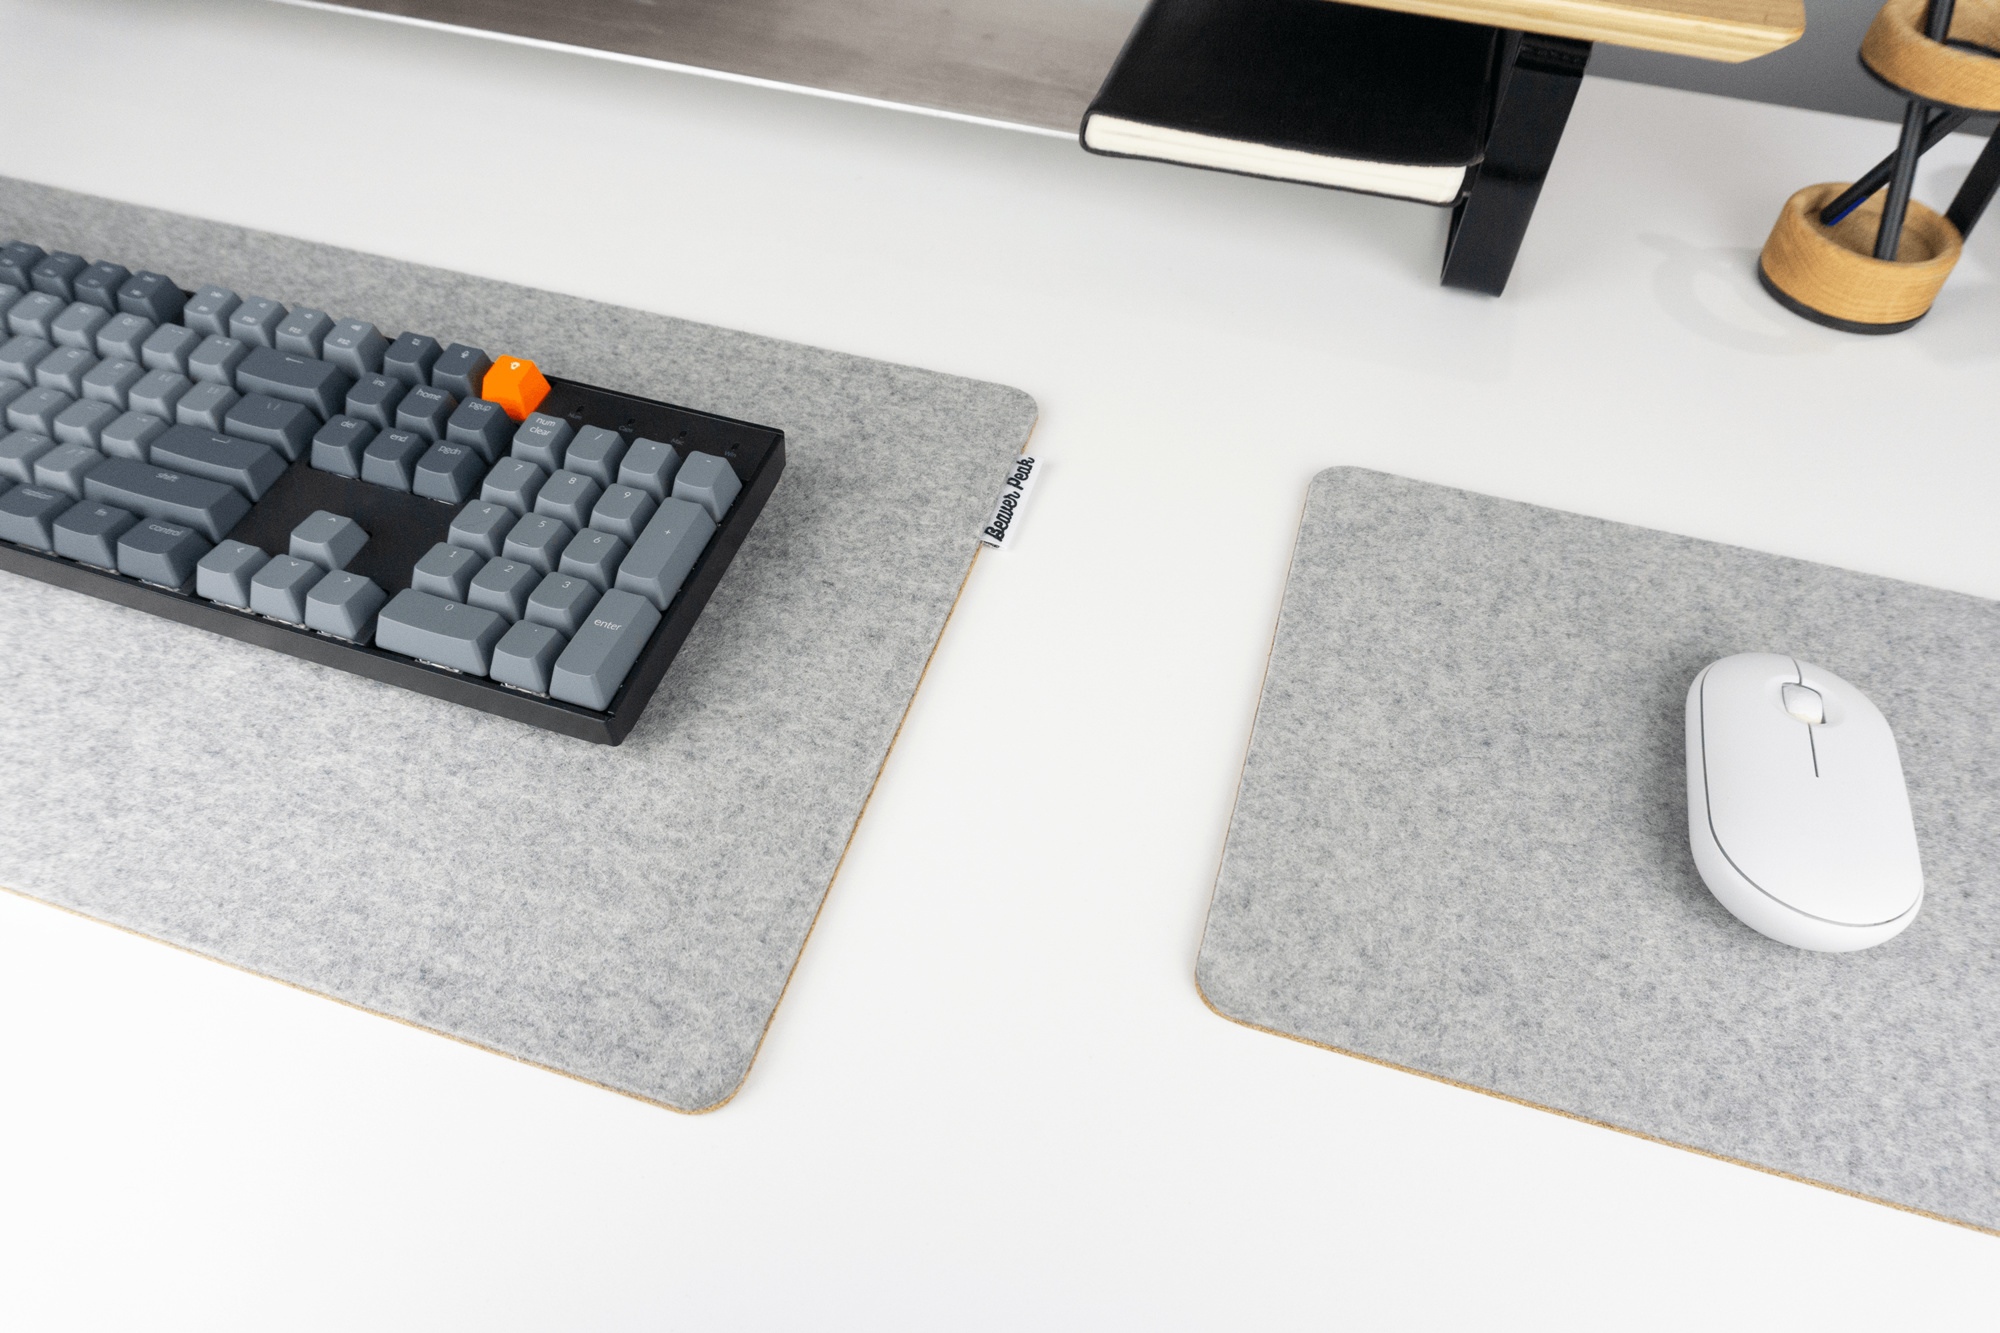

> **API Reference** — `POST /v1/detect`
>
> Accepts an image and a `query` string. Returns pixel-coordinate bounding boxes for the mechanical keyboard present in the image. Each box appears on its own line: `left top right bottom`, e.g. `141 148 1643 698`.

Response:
0 240 784 744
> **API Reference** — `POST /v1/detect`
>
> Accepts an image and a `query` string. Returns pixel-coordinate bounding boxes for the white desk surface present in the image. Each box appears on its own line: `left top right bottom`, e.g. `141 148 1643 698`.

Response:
4 0 1997 1325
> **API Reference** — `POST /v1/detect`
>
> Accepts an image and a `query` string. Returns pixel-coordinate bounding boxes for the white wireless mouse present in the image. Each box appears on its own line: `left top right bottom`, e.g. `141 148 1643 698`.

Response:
1685 653 1923 952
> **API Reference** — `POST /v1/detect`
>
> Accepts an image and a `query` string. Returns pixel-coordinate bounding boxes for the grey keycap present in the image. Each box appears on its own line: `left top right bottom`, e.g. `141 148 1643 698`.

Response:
480 456 545 515
561 425 626 488
250 554 323 623
236 347 353 421
558 528 626 591
175 382 239 432
291 510 368 570
431 344 491 402
228 296 286 349
224 392 316 461
100 411 169 462
52 499 136 567
0 429 57 482
444 396 510 460
310 416 375 476
188 335 248 388
30 252 86 300
9 386 73 435
118 518 211 588
305 570 388 643
36 346 96 396
411 540 484 600
9 290 66 338
0 334 53 383
81 357 144 409
524 571 600 636
182 286 239 337
117 272 185 324
322 319 387 376
53 399 119 449
413 440 483 503
361 429 427 490
396 383 456 441
616 497 715 610
345 373 406 429
140 323 201 374
85 457 251 541
467 557 539 622
94 313 156 363
71 261 128 311
274 308 333 358
534 469 600 529
382 332 441 386
448 499 515 558
0 377 22 413
376 589 506 674
504 513 572 574
34 442 103 498
151 425 284 500
549 589 661 710
34 356 98 413
588 484 657 544
195 539 269 606
128 368 191 419
0 283 18 324
0 241 45 290
673 451 741 521
50 301 110 351
0 483 70 549
511 412 572 472
490 620 565 693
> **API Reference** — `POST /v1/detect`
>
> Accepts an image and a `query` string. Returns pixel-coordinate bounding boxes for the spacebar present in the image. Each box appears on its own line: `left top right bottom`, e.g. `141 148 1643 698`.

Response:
82 457 251 542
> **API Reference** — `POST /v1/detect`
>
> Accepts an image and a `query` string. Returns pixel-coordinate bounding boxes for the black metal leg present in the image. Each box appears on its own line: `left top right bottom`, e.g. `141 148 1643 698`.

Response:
1819 107 1969 227
1440 31 1591 296
1875 100 1932 259
1874 0 1958 258
1945 122 2000 238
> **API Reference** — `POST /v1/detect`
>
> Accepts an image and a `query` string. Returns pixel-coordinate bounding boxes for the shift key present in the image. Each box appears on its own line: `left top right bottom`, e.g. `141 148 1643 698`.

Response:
84 456 250 541
150 424 285 499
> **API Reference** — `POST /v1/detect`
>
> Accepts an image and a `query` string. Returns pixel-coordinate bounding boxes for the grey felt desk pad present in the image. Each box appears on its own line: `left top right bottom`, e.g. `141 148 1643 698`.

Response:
0 178 1035 1112
1198 469 2000 1231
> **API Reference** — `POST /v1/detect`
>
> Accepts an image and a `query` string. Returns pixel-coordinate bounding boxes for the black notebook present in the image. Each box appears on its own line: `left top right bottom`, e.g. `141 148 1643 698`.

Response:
1081 0 1503 205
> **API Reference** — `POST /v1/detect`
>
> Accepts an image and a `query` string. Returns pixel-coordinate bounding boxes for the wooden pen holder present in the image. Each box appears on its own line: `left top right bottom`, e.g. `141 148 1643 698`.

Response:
1759 0 2000 332
1760 183 1962 332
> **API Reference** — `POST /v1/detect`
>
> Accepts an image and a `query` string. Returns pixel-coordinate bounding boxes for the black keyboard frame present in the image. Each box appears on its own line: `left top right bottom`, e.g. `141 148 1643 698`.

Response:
0 374 785 745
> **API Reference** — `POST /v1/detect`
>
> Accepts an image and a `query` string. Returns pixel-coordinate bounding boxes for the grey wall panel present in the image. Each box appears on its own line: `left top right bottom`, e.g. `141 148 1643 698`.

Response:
284 0 1980 138
283 0 1147 131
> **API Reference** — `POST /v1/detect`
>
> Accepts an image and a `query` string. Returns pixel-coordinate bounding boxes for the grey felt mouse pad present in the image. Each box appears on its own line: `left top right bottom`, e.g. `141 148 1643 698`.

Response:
0 178 1035 1112
1198 469 2000 1231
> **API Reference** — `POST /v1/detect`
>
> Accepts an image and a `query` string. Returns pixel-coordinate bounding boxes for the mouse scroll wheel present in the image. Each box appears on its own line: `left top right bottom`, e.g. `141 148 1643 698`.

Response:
1781 683 1825 725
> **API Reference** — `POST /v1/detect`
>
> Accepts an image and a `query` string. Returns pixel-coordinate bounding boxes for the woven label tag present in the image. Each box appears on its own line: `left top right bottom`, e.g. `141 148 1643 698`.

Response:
979 455 1039 549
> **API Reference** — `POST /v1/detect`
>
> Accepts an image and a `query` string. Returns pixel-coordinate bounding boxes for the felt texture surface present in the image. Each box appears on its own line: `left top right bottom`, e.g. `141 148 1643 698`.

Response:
0 178 1035 1112
1198 468 2000 1230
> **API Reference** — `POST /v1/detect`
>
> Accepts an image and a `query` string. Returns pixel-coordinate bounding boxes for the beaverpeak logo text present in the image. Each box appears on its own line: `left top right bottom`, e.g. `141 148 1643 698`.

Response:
980 455 1039 550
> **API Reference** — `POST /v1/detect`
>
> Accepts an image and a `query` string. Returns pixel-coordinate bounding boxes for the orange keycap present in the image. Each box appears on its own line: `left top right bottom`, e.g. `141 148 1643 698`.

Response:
483 355 551 421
